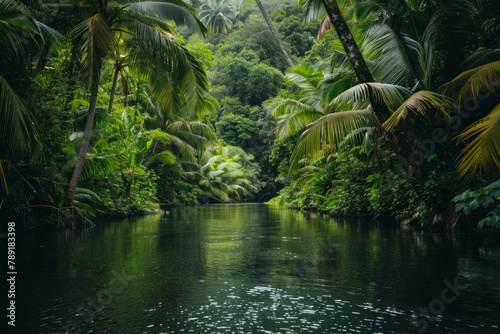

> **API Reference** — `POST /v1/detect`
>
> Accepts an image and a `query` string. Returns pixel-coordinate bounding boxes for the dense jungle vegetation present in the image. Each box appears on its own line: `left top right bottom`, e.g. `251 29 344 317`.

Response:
1 0 499 230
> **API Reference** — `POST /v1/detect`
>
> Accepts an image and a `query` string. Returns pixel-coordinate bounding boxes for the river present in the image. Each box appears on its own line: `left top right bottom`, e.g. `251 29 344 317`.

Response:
10 204 500 333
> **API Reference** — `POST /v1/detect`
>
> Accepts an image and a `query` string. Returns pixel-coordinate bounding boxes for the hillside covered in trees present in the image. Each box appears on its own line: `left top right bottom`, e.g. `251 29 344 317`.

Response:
1 0 500 230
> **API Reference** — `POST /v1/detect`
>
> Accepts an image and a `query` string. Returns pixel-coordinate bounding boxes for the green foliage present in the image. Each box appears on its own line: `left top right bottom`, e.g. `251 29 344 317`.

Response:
453 180 500 229
216 113 258 145
214 50 284 105
214 14 294 71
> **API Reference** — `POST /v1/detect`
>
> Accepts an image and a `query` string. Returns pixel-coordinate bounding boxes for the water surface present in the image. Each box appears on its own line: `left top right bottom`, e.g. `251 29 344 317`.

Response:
10 204 500 333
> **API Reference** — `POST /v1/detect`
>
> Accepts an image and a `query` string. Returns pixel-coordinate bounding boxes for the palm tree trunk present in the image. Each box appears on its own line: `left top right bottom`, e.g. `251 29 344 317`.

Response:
108 66 120 113
64 89 98 206
134 81 140 124
64 50 82 111
254 0 294 69
321 0 391 123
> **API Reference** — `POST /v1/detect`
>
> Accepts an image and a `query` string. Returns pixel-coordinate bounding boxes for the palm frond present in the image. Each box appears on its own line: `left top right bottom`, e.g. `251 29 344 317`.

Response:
301 0 326 24
362 24 417 86
383 91 455 131
74 187 103 206
35 21 62 44
169 135 196 161
125 21 208 116
81 156 119 180
187 121 217 142
456 102 500 179
0 0 39 58
290 109 377 171
316 14 331 42
454 48 500 75
73 106 113 131
0 74 40 157
127 1 207 36
73 200 96 218
440 61 500 104
272 99 325 140
72 13 114 90
148 150 177 165
338 126 375 153
331 82 413 110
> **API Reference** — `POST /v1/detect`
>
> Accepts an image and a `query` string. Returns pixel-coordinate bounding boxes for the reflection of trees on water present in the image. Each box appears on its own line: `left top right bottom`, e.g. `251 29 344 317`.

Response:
15 205 500 333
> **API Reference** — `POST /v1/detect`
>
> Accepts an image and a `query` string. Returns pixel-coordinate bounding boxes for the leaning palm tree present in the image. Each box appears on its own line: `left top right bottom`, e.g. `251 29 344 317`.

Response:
199 0 235 36
62 0 209 206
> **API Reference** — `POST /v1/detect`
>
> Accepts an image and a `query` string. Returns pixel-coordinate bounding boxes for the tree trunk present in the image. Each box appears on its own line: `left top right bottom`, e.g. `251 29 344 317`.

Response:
123 73 129 107
254 0 294 69
64 89 98 206
134 81 140 124
35 41 52 74
64 50 82 111
108 65 120 113
125 181 131 197
121 173 132 197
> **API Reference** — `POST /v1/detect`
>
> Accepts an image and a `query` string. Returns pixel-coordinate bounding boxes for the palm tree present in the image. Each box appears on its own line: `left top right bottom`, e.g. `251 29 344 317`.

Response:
254 0 294 68
107 38 128 113
142 94 218 162
62 0 209 206
275 0 481 171
298 0 406 168
199 0 235 36
188 145 256 202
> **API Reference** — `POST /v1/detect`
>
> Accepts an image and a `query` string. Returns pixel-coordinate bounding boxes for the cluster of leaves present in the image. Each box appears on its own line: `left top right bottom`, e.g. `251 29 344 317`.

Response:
453 180 500 229
213 49 284 106
276 147 408 216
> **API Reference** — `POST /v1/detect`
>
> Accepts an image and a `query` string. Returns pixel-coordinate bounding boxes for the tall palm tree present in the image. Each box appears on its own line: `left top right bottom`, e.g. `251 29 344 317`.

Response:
62 0 209 206
254 0 294 68
199 0 235 36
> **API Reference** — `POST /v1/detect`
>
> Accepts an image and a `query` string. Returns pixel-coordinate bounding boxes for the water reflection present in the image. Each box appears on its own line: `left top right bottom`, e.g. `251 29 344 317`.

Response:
11 204 500 333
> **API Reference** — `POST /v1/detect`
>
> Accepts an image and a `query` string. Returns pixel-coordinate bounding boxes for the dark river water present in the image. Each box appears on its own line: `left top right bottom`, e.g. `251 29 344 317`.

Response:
6 204 500 333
